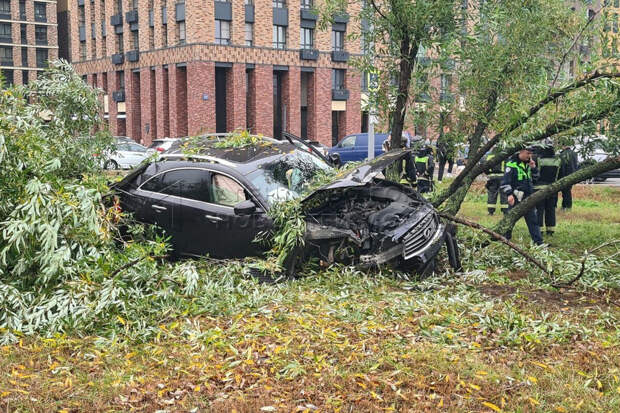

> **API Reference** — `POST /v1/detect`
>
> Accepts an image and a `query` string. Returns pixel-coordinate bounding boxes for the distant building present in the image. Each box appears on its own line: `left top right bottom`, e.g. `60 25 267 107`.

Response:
0 0 59 86
66 0 364 146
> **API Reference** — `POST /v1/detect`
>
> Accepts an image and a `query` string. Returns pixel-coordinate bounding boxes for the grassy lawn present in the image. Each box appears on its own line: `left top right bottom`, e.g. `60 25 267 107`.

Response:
1 184 619 412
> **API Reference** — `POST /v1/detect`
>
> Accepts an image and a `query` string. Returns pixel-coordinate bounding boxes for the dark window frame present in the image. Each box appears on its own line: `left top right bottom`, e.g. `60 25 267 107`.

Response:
35 25 48 45
36 48 48 68
215 19 231 45
273 24 286 49
300 27 313 49
332 68 345 90
273 0 286 8
34 2 47 22
332 29 344 51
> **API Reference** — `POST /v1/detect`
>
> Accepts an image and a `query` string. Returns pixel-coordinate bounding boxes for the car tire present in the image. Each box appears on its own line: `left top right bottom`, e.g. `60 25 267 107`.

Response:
104 159 119 170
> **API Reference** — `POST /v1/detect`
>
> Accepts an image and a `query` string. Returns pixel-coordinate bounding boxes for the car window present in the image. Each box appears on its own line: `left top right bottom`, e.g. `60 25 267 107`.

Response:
211 174 246 206
339 136 356 148
148 140 163 149
129 143 147 152
140 169 211 203
116 143 130 151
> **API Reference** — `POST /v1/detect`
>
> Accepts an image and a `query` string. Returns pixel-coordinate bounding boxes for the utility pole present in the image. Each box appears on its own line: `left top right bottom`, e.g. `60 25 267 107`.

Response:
368 69 379 160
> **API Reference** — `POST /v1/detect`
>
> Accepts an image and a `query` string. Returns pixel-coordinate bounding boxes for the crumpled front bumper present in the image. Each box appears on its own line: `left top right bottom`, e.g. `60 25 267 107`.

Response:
358 223 446 268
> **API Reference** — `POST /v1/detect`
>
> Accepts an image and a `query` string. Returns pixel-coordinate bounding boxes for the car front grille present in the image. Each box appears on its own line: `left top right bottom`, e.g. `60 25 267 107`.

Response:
402 213 438 259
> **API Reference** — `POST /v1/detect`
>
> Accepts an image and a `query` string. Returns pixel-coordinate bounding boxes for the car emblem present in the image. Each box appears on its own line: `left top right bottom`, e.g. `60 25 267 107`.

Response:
423 227 433 238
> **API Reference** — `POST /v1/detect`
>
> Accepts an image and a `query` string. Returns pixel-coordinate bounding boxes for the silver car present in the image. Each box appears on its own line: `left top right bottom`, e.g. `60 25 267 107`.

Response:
104 142 150 170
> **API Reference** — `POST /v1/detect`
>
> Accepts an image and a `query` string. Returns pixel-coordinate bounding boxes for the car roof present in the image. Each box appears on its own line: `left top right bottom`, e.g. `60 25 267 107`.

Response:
162 134 308 173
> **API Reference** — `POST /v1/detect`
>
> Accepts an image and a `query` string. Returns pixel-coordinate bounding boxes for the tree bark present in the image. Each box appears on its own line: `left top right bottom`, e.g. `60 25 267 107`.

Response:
389 35 418 149
493 156 620 235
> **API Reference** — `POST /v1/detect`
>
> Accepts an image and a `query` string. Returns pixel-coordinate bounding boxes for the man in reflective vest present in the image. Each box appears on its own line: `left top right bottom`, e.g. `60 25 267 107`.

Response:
533 146 561 235
484 150 508 215
500 148 543 245
415 145 434 193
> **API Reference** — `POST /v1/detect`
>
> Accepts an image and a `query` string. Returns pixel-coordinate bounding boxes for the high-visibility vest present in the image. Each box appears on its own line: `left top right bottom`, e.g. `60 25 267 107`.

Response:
486 154 505 178
415 156 429 176
505 161 531 181
535 156 561 188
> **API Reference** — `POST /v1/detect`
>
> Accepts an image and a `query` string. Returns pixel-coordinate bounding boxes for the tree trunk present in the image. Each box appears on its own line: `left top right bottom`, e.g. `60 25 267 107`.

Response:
390 36 418 149
493 156 620 235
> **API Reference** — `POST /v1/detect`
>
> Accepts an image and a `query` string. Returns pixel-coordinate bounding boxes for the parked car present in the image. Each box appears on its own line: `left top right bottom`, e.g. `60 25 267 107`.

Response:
575 136 620 182
329 133 390 164
111 135 460 274
103 141 150 170
147 138 179 154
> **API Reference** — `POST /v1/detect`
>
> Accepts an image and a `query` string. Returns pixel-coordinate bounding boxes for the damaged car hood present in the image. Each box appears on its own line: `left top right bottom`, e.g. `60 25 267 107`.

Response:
301 150 413 206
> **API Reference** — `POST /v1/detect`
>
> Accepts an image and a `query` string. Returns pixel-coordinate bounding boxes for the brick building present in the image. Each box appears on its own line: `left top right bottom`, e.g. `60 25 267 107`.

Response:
65 0 364 146
0 0 58 86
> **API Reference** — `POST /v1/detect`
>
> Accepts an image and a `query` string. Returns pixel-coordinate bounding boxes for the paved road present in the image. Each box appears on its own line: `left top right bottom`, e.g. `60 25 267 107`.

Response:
593 177 620 187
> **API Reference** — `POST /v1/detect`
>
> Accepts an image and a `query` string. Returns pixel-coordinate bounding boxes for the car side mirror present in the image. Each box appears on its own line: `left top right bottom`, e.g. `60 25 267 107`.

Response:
234 199 256 215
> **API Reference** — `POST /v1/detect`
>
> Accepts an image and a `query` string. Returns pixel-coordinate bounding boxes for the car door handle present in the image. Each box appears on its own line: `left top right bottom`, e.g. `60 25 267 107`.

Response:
152 205 167 211
205 214 223 222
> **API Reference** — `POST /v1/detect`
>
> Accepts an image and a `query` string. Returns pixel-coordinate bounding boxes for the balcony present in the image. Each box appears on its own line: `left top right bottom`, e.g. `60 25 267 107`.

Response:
112 90 126 102
125 10 138 24
300 9 317 21
273 7 288 26
299 49 318 60
0 58 13 66
331 50 349 62
110 14 123 26
333 13 349 24
214 2 232 21
245 4 254 23
111 53 124 65
126 50 139 62
332 89 349 101
0 11 10 20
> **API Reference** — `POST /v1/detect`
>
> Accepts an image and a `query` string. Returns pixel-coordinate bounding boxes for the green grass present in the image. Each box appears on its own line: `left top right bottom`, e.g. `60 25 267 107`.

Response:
1 184 619 412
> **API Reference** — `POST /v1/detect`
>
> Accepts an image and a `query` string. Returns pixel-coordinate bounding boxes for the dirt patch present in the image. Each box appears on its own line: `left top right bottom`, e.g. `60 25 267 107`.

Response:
477 283 620 310
567 184 620 203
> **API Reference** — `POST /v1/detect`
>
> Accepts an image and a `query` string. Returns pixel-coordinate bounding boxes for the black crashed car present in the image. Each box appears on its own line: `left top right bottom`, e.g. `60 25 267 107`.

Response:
112 136 460 274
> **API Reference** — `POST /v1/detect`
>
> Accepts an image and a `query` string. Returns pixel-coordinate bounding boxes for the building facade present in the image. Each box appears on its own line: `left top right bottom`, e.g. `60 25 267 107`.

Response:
66 0 363 146
0 0 58 86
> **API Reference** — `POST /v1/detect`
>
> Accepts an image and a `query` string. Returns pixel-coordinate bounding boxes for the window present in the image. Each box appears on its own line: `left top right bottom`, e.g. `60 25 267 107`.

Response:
212 174 246 206
244 0 253 4
35 26 47 45
2 69 13 86
339 135 355 148
20 24 27 43
141 169 212 203
244 23 253 46
215 20 230 45
19 0 25 19
273 0 286 8
118 70 125 90
22 70 27 85
300 27 313 49
116 33 124 53
80 41 87 59
37 49 48 68
273 25 286 49
115 0 123 14
78 5 85 24
332 29 344 51
34 2 47 22
332 69 345 90
0 1 10 18
132 30 139 49
301 0 312 9
0 46 12 63
178 21 186 44
21 47 27 66
0 23 11 42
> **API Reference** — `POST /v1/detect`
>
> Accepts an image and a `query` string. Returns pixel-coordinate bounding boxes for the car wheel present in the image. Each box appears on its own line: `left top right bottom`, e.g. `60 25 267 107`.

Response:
104 159 119 170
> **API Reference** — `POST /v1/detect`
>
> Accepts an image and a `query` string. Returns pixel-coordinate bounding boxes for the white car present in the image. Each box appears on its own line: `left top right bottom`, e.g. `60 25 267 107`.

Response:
147 138 179 154
104 142 150 170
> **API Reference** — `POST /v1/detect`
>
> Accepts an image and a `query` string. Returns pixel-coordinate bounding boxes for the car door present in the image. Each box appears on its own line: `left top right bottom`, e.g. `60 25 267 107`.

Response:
126 143 148 167
180 171 270 258
136 170 185 251
350 134 369 161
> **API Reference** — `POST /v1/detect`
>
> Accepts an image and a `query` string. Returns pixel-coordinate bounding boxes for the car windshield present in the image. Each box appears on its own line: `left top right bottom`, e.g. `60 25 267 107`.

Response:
246 150 331 205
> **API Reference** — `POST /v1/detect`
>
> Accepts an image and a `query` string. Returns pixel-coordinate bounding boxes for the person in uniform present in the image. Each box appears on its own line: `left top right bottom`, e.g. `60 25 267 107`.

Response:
500 147 543 245
484 149 508 215
559 145 578 210
533 146 561 235
415 144 434 193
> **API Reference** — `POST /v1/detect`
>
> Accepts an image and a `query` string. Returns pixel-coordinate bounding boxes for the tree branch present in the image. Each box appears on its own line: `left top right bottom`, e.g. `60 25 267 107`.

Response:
433 71 620 207
551 240 620 288
549 8 602 91
439 212 550 275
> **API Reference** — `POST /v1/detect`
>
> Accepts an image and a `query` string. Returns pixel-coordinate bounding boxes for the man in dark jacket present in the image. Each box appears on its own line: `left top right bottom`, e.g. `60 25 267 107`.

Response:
484 149 508 215
500 148 543 245
559 145 578 209
533 146 562 235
